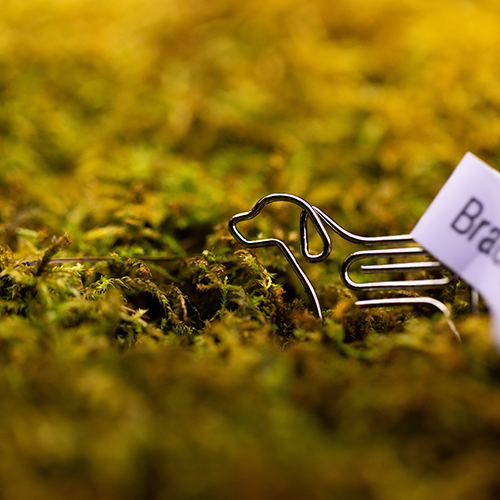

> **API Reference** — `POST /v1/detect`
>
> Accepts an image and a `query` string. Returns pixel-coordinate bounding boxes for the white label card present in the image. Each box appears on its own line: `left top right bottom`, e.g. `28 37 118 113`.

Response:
412 152 500 349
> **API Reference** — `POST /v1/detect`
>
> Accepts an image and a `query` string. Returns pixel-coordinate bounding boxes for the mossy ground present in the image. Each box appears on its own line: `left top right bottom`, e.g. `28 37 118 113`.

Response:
1 1 500 498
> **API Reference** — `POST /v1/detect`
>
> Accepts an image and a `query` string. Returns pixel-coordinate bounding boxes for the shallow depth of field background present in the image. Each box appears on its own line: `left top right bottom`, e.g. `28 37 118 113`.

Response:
1 1 500 499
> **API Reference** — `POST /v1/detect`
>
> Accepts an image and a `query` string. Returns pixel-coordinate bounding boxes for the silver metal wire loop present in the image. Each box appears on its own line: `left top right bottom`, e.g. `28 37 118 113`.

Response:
229 193 471 339
355 297 461 341
307 206 414 245
340 247 454 292
228 193 332 321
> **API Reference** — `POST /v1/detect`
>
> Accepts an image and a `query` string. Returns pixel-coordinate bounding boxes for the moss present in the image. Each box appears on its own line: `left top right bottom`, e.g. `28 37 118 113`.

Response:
0 0 500 498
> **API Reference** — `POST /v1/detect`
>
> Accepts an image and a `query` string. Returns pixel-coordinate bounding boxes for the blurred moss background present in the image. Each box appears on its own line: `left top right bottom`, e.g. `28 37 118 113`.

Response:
1 0 500 498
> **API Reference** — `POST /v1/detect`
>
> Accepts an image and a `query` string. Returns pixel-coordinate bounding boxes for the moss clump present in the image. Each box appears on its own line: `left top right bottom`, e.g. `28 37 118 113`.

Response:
0 0 500 498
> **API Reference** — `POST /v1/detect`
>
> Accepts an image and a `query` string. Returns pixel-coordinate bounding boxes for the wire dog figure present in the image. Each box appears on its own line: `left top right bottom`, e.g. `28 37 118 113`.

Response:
229 193 470 340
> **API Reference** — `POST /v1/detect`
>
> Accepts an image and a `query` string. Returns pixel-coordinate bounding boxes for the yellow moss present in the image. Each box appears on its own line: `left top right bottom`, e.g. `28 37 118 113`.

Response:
1 0 500 498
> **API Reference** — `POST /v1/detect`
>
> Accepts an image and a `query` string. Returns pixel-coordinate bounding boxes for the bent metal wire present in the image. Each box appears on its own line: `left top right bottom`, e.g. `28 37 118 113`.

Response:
229 193 464 339
228 193 332 322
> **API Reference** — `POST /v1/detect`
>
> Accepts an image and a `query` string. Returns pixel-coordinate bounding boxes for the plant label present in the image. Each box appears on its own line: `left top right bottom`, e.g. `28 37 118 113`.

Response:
412 152 500 349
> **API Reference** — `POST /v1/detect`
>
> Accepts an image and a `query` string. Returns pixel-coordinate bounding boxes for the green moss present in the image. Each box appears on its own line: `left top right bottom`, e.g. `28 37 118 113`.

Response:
0 0 500 498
